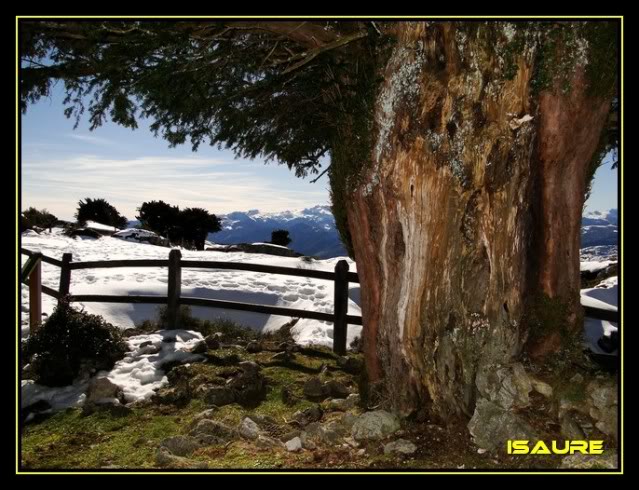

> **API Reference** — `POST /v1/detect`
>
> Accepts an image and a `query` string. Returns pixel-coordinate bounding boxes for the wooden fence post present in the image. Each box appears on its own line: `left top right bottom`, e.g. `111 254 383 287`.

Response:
167 249 182 328
58 252 72 303
333 259 349 355
29 256 42 333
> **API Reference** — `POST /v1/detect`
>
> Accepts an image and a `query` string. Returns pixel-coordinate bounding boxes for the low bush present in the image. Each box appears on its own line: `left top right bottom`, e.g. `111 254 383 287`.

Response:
23 300 128 386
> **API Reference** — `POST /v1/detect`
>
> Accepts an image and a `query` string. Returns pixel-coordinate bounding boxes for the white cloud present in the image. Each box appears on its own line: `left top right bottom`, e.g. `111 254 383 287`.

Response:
21 153 329 220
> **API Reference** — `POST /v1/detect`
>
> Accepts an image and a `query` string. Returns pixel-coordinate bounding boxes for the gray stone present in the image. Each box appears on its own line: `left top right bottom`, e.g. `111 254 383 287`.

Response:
190 340 208 354
324 380 350 399
204 334 221 350
160 435 202 457
586 378 618 440
86 377 122 404
238 361 261 375
155 447 208 469
475 363 532 410
271 351 295 363
293 405 323 426
351 410 401 441
560 413 587 440
246 341 262 353
203 386 236 407
239 417 262 440
530 378 554 398
328 393 360 411
336 356 363 374
384 439 418 456
285 436 303 452
255 435 283 449
189 419 236 442
303 377 329 400
467 398 537 451
560 451 618 469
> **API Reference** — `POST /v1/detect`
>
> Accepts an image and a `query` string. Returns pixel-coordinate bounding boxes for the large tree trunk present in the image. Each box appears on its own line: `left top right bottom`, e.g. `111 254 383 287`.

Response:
346 22 613 419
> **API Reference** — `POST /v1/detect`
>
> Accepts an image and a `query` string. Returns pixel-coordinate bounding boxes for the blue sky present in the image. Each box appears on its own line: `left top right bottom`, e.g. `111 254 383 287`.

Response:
21 84 617 221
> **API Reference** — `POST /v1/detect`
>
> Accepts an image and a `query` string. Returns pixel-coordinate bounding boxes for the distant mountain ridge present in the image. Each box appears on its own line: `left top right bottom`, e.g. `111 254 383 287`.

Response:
130 206 617 259
581 209 618 247
211 205 347 259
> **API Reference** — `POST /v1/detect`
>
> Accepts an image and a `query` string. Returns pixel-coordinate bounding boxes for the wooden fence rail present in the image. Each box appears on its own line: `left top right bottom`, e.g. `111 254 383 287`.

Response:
20 247 361 354
20 247 620 353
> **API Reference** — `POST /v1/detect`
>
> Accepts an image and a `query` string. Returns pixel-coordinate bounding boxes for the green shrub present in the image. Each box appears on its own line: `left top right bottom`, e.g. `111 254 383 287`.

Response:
76 198 127 228
24 300 128 386
271 229 292 247
22 207 58 230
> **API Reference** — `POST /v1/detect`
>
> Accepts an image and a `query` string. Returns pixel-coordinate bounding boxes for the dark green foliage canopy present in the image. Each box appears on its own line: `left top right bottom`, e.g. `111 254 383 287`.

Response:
24 300 127 386
20 20 380 178
76 197 128 228
271 229 292 247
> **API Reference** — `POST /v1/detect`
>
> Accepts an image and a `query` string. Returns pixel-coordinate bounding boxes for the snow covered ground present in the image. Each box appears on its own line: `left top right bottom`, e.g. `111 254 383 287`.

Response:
20 227 362 411
581 276 618 356
20 227 362 347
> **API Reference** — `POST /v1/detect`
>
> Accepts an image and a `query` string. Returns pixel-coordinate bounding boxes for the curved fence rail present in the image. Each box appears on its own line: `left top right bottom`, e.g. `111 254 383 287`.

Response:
20 247 361 354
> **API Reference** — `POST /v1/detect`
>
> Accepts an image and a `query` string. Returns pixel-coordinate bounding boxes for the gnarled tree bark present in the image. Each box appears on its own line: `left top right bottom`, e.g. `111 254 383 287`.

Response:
345 22 615 419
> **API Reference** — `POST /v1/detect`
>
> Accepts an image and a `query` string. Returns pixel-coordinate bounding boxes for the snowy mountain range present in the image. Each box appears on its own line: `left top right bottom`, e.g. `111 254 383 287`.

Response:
208 205 618 259
128 205 617 259
581 209 618 248
211 205 347 259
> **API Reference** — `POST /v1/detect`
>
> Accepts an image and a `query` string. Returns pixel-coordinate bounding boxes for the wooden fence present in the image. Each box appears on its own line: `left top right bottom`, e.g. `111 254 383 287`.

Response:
20 247 620 354
20 248 361 355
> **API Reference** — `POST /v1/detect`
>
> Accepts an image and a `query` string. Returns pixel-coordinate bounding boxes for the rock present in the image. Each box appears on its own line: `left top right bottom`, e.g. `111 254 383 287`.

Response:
340 412 358 431
86 377 122 404
227 365 267 406
160 436 202 457
271 351 295 363
285 436 303 452
299 431 317 450
189 419 236 442
468 398 538 451
560 451 618 469
139 341 153 348
530 378 553 398
189 409 218 429
203 386 236 407
246 341 262 353
324 380 350 399
162 336 177 343
155 447 208 469
328 393 360 411
303 377 329 400
255 435 283 449
560 413 587 440
204 334 221 350
384 439 417 456
586 378 618 439
190 340 208 354
570 373 584 384
351 410 401 441
239 417 262 440
475 363 532 410
293 405 323 426
336 356 363 374
238 361 261 375
153 386 190 406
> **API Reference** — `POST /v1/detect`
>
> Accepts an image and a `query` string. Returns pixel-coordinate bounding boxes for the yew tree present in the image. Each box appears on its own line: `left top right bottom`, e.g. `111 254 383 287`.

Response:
19 20 619 420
